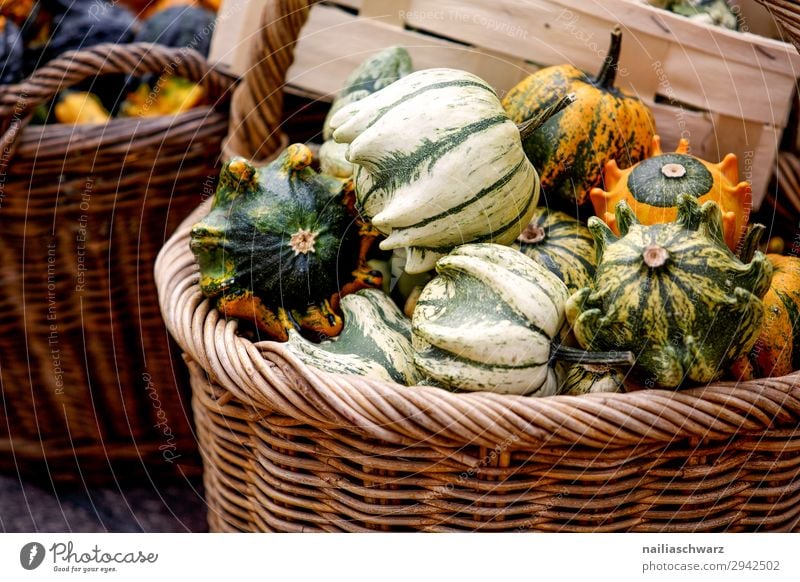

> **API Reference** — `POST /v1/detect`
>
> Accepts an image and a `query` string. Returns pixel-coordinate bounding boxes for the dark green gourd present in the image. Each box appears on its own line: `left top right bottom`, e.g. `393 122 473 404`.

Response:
190 144 364 341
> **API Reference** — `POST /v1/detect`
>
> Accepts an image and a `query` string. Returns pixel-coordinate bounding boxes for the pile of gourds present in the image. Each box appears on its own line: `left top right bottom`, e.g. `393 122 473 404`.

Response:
0 0 216 121
191 30 799 397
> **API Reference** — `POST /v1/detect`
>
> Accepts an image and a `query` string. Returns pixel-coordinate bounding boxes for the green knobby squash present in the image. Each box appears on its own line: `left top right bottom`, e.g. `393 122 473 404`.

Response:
566 194 773 389
330 67 573 274
190 144 367 341
320 46 413 179
412 243 634 395
286 289 423 385
512 207 595 293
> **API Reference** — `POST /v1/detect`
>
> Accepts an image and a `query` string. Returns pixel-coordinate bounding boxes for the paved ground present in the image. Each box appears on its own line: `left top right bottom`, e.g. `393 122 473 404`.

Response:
0 475 208 532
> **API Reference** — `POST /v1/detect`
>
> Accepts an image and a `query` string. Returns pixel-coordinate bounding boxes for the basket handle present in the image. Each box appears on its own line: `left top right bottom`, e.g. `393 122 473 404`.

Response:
0 42 234 160
756 0 800 52
223 0 314 164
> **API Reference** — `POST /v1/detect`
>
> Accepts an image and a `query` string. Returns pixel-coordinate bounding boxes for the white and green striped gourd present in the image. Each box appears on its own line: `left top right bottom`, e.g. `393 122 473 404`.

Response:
320 46 413 179
412 243 634 395
286 289 422 385
329 68 573 274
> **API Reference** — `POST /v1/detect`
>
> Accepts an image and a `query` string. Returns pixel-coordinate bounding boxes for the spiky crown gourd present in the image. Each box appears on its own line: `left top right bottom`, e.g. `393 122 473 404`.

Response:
567 194 772 389
589 136 752 251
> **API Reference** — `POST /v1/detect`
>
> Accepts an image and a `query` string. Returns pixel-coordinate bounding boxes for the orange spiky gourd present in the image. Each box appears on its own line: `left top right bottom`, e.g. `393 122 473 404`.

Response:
589 136 751 251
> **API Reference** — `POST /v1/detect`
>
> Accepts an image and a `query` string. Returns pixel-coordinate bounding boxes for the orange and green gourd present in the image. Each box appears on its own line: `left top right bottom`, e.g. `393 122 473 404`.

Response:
502 27 656 207
731 254 800 380
120 75 206 117
54 91 111 124
190 144 382 342
590 135 752 251
0 0 35 27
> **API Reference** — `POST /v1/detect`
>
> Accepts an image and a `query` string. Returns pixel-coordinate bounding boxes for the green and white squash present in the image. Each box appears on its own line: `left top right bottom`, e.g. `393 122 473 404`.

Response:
330 68 573 274
566 194 773 389
320 46 413 179
286 289 423 385
412 243 634 395
559 363 625 395
512 208 596 293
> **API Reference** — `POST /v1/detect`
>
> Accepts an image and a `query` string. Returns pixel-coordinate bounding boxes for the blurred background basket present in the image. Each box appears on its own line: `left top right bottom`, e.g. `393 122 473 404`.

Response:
157 0 800 531
0 41 234 483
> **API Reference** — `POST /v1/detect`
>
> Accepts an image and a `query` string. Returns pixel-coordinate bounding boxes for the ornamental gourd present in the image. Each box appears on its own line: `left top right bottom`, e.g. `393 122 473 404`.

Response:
141 0 219 17
567 195 772 390
590 136 751 251
644 0 739 30
412 244 634 395
134 6 216 57
120 75 205 117
190 144 381 342
502 27 655 207
320 46 413 179
0 0 34 26
287 289 423 385
54 91 110 124
559 363 625 395
512 208 595 293
330 68 573 274
0 16 22 85
730 254 800 379
39 4 138 66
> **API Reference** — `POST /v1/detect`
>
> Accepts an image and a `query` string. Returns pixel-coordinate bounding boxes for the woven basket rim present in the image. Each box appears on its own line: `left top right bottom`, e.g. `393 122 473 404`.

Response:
156 198 800 451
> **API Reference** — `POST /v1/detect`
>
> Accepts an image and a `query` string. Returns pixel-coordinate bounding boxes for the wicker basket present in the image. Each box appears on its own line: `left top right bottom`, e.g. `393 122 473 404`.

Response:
157 0 800 531
0 43 234 482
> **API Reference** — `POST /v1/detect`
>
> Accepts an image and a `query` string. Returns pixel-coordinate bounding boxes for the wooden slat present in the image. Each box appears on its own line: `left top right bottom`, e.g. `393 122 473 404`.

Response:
209 0 267 75
359 0 409 27
554 0 800 72
751 123 782 204
286 5 534 98
400 0 672 102
395 0 798 125
648 102 716 158
657 42 795 125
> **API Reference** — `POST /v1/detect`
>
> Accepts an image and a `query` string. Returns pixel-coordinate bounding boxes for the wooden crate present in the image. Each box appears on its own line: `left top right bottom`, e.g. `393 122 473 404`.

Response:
211 0 800 208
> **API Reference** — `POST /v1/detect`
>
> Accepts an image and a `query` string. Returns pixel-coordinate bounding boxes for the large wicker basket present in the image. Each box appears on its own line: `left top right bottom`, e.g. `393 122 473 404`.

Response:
0 42 234 482
157 0 800 531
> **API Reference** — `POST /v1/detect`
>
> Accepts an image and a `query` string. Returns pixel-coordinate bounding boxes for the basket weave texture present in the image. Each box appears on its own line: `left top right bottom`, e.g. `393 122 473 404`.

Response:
157 0 800 531
0 42 234 481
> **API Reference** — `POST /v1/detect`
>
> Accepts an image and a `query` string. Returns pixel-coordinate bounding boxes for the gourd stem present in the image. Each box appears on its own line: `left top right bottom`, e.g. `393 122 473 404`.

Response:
518 224 546 244
738 223 765 263
550 344 635 367
595 26 623 89
517 92 576 141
